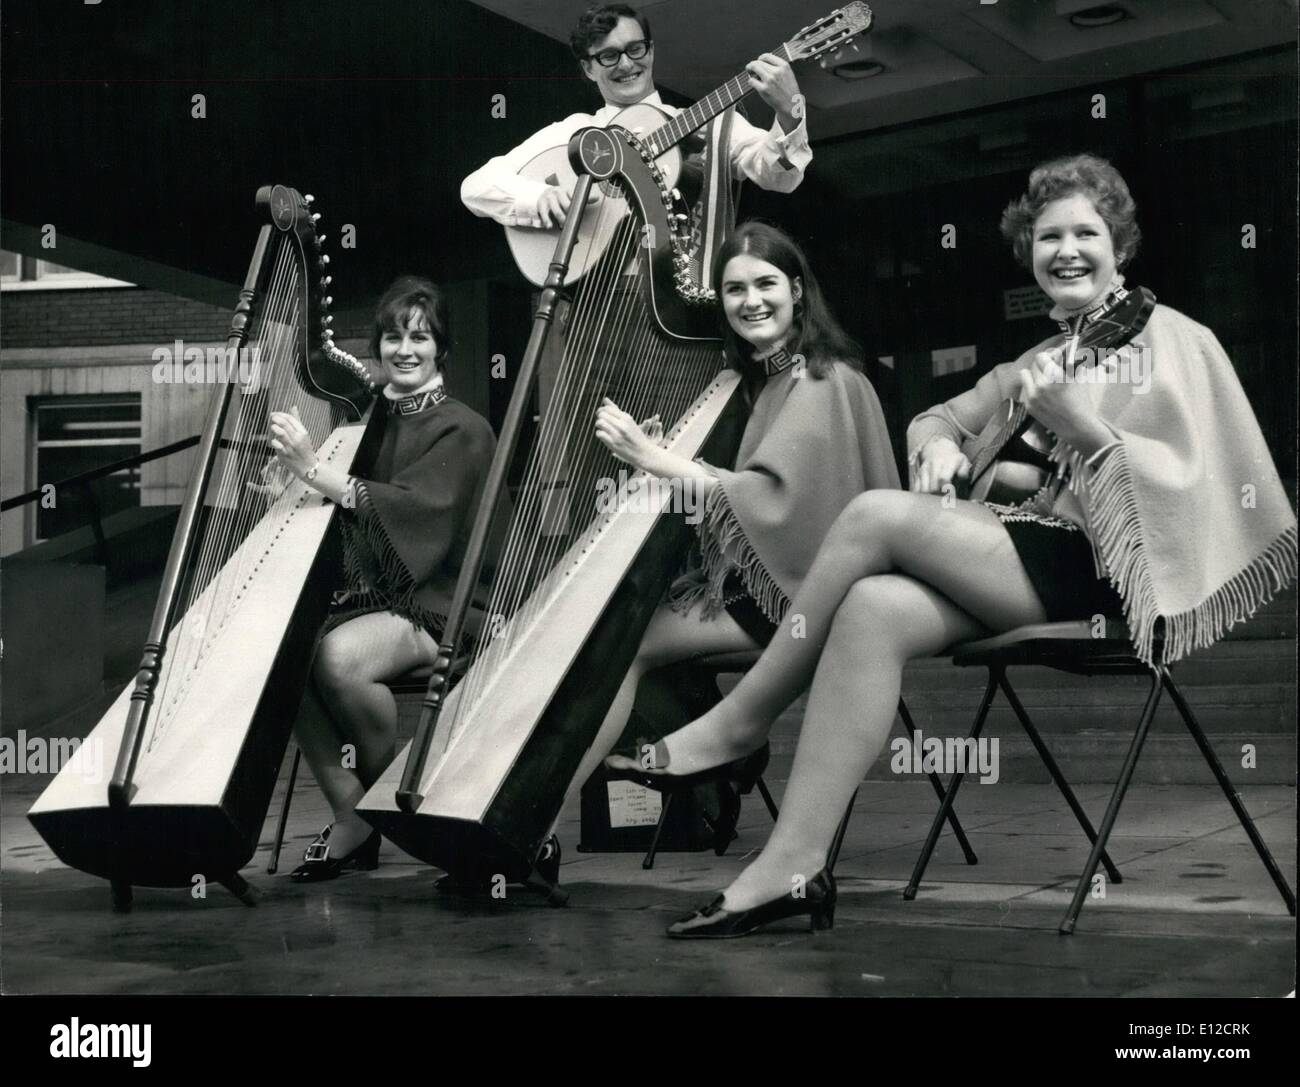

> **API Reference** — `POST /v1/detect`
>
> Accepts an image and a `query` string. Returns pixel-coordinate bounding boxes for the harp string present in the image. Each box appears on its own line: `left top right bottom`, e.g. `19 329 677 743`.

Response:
452 210 642 728
145 234 339 753
449 184 723 741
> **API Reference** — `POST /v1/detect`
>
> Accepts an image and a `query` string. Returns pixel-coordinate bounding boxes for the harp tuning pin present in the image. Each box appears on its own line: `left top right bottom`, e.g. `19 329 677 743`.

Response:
324 295 333 307
303 194 315 206
324 328 335 340
674 213 689 223
320 275 333 288
311 212 322 224
322 315 334 327
320 254 331 265
314 234 327 248
671 188 682 202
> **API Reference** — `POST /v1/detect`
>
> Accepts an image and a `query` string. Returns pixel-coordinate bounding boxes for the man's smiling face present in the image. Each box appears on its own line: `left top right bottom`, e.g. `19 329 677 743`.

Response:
581 15 654 107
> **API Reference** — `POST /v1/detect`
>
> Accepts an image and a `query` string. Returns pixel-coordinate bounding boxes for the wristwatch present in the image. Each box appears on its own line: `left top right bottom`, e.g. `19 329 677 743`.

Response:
303 460 320 483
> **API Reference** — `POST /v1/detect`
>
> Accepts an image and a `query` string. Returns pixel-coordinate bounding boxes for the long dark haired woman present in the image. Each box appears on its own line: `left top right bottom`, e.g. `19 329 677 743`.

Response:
574 221 899 818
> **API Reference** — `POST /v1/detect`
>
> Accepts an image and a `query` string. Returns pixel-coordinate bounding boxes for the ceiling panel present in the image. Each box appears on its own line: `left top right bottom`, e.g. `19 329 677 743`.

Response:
470 0 1298 138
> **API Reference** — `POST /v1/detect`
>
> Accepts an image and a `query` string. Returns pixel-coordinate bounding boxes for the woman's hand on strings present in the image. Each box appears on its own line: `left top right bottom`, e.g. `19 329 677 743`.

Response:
595 398 663 472
1019 348 1114 457
268 405 318 478
911 437 971 495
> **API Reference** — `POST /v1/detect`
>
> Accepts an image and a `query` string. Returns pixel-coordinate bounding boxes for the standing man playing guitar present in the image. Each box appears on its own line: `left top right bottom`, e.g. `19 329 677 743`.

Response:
460 3 812 230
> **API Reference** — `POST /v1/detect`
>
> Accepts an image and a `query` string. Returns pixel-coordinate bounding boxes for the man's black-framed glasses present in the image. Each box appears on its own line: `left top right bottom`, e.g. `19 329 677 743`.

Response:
588 39 652 68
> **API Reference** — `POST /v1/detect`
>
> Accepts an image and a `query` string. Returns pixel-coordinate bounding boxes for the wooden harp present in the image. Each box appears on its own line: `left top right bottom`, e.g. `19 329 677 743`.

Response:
355 120 751 891
28 185 377 910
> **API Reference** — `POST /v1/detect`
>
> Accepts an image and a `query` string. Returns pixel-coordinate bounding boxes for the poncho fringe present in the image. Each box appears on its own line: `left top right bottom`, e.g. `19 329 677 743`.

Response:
667 483 789 624
1078 442 1298 667
339 482 449 636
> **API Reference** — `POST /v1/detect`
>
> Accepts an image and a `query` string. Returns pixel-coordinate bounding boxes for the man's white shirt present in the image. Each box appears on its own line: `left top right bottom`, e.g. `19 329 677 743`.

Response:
461 91 812 228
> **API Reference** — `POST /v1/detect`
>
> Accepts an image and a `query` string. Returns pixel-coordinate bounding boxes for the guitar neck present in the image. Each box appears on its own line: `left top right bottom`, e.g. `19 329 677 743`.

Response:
643 44 795 157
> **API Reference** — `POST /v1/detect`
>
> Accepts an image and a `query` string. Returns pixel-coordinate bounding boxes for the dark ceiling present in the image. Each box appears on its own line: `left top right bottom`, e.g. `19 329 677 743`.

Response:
1 0 600 306
3 0 1296 315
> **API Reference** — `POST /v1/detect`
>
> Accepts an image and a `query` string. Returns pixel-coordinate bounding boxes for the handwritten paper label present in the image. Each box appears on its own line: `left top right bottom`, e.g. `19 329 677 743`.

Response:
606 780 663 828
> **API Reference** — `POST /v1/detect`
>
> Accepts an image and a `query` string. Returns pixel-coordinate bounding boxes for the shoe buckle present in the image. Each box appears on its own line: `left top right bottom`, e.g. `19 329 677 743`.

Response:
303 841 331 863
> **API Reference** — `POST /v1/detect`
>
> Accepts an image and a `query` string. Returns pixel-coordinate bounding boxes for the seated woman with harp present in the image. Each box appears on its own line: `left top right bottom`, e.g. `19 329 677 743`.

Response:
607 154 1297 937
269 276 497 881
583 221 899 826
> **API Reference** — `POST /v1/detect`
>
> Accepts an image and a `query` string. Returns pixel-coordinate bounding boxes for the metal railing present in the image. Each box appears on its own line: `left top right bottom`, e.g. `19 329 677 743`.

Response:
1 436 200 566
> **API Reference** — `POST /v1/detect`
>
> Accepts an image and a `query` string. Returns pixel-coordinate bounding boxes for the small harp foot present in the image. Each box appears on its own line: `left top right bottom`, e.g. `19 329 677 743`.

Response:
523 872 569 908
221 873 259 907
110 880 134 913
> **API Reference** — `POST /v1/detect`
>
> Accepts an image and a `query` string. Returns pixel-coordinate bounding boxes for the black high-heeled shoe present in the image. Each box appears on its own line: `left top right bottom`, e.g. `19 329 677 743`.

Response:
666 868 836 939
289 824 381 882
604 742 770 795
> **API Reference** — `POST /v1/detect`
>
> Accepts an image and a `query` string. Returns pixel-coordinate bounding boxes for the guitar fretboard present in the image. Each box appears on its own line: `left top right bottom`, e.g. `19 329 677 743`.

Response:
644 44 796 157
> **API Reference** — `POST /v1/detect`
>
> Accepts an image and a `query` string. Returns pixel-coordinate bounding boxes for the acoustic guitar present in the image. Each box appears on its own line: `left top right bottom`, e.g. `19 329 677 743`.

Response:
958 285 1157 505
504 3 874 287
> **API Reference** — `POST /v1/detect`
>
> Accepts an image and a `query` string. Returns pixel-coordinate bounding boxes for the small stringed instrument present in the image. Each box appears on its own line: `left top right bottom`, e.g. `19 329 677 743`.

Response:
504 2 874 287
959 285 1157 505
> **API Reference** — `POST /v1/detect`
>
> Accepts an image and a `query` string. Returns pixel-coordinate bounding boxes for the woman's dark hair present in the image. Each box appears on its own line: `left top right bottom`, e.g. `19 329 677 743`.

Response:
1000 153 1141 270
712 221 861 396
569 4 651 62
369 275 453 378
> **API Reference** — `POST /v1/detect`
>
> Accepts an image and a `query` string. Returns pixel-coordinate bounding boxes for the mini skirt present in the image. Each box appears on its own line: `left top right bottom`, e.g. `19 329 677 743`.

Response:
986 505 1126 622
721 572 779 647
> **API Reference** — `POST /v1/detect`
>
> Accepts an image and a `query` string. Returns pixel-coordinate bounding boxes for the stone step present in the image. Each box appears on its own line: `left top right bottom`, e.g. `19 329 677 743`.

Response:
759 733 1294 786
901 686 1293 732
896 642 1296 691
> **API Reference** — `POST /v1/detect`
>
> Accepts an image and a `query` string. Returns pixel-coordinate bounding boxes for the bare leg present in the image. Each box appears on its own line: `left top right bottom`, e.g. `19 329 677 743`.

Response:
658 493 1049 774
296 612 437 856
718 575 985 909
560 601 759 811
293 683 362 816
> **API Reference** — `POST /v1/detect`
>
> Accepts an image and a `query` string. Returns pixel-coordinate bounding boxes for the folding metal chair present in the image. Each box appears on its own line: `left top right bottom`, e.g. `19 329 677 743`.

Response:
906 620 1297 933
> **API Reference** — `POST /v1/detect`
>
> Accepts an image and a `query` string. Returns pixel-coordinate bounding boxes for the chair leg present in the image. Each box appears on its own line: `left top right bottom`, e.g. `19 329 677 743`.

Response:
827 789 858 874
905 670 999 900
898 697 978 865
997 675 1123 885
267 746 301 875
755 777 780 822
1162 672 1297 915
641 791 673 870
1059 670 1162 934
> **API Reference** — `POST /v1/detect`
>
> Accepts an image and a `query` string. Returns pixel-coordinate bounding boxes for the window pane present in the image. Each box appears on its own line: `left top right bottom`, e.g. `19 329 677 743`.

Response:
0 250 19 278
33 395 142 541
36 259 79 277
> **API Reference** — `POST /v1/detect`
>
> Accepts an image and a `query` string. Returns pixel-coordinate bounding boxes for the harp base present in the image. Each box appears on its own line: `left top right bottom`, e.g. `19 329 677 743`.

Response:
29 802 258 890
359 810 541 890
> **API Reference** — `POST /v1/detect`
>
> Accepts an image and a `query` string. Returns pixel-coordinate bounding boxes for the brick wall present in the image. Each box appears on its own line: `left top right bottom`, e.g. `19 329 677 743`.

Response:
1 287 371 349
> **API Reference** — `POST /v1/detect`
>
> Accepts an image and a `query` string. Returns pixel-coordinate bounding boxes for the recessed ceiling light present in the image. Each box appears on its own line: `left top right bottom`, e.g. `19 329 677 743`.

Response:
831 60 887 80
1068 5 1129 28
